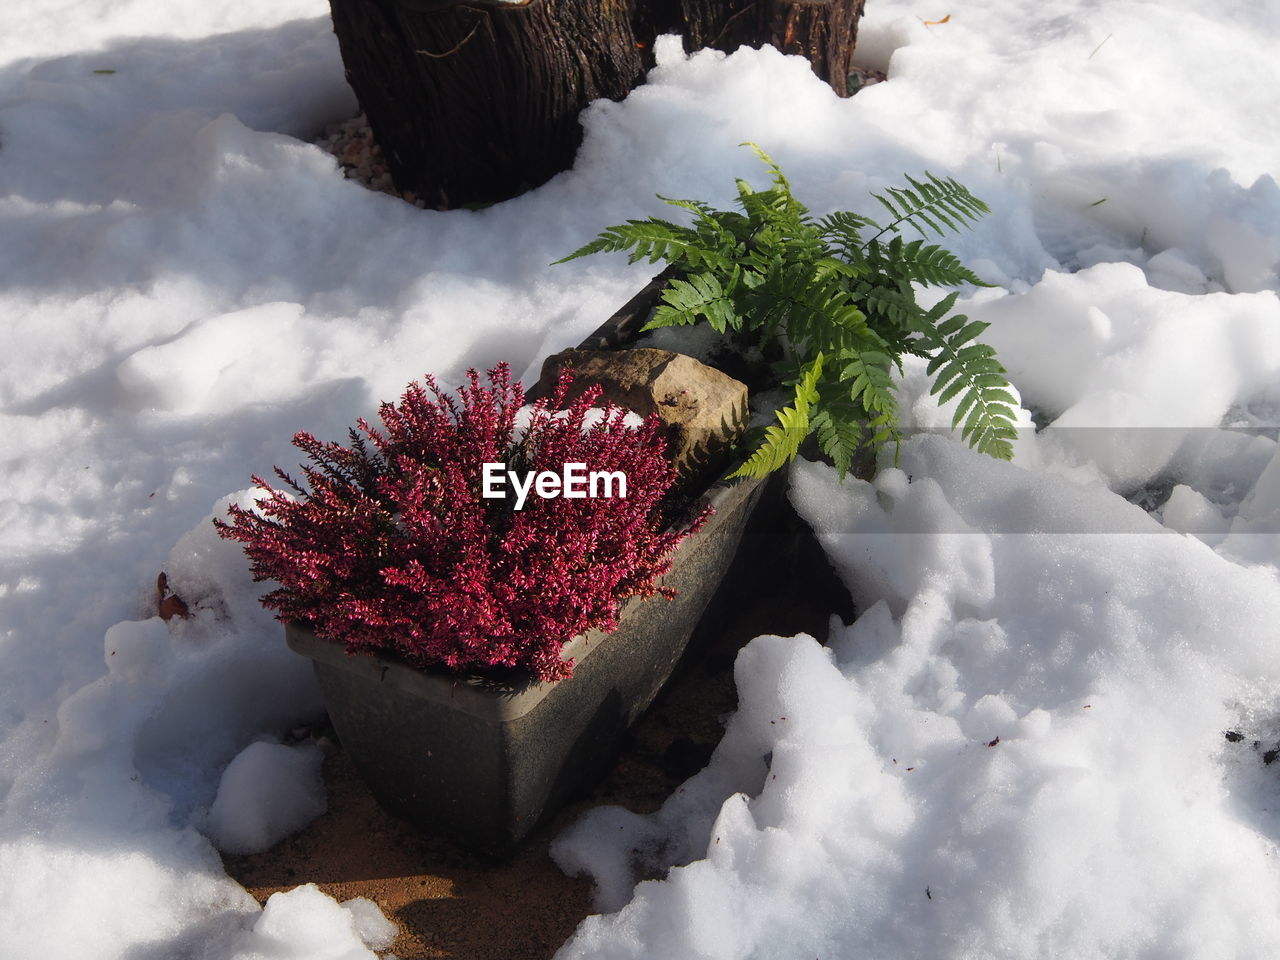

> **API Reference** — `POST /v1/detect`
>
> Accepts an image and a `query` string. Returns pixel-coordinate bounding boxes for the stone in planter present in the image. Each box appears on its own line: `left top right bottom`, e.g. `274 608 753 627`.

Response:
536 347 748 483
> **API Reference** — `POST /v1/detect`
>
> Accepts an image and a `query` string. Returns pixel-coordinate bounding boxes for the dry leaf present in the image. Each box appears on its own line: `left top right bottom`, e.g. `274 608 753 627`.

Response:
156 572 190 621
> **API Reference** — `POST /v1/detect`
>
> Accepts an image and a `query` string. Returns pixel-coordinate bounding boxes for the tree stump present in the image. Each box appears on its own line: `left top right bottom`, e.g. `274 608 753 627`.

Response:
328 0 645 209
327 0 865 208
656 0 865 92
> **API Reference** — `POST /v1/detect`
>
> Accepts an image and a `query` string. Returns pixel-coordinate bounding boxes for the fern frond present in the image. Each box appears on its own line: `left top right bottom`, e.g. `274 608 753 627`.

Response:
710 210 756 245
729 354 824 478
841 351 897 416
735 179 773 218
737 186 810 230
657 195 718 218
811 400 862 480
743 264 874 351
740 141 793 196
553 219 734 271
914 293 1017 460
733 146 812 225
865 237 992 288
659 195 748 256
812 257 867 283
817 210 879 253
740 222 826 272
866 172 990 243
855 280 924 329
646 269 742 333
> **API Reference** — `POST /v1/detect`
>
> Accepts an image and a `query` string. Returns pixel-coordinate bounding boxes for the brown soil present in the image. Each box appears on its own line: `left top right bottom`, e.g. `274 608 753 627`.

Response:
223 478 852 959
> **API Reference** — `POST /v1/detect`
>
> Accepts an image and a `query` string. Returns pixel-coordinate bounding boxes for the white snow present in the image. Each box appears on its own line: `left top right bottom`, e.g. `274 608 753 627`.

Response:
340 897 399 953
204 740 326 856
555 441 1280 957
3 0 1280 956
227 884 397 960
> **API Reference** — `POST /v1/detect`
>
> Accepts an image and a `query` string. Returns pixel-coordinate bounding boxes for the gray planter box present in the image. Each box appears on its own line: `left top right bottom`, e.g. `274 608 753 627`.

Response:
287 473 762 856
285 273 765 856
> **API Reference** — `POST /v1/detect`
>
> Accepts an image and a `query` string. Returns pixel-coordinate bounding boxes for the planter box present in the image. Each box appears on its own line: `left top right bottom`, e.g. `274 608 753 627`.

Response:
287 474 761 855
286 274 765 856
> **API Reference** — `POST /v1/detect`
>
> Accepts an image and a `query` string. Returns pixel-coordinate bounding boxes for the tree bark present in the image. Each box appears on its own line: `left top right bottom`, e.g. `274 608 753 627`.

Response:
327 0 864 208
329 0 644 208
656 0 865 93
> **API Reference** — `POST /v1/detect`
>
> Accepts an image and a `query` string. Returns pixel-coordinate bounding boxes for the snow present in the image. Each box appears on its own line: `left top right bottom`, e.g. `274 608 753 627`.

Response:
204 741 326 856
339 897 399 953
227 884 397 960
2 0 1280 957
556 443 1280 955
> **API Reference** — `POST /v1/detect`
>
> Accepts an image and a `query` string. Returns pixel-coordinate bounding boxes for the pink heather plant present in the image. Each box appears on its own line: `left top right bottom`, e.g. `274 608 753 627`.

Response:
215 363 708 682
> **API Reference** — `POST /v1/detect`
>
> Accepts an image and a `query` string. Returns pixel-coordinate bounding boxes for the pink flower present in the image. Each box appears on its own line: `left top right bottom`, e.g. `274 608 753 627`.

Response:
216 364 709 681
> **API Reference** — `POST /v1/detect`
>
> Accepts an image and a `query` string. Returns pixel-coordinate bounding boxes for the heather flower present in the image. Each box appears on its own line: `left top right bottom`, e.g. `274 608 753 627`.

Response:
215 363 709 681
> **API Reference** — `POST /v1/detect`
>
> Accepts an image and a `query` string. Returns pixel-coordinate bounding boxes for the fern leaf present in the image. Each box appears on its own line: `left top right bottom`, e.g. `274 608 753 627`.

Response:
841 351 896 416
818 210 878 237
552 232 630 264
818 210 879 262
933 313 970 339
856 281 923 329
811 392 871 480
660 194 748 255
738 186 808 229
740 141 792 195
645 269 741 333
865 172 991 245
873 192 904 228
553 219 733 271
923 290 962 322
954 320 992 344
729 355 824 478
914 300 1017 461
866 237 992 288
933 363 971 404
658 195 717 218
744 265 878 353
730 145 815 229
812 257 868 283
811 408 853 479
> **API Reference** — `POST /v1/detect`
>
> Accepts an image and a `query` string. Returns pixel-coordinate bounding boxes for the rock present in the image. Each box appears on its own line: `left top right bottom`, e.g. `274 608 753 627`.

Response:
536 348 748 482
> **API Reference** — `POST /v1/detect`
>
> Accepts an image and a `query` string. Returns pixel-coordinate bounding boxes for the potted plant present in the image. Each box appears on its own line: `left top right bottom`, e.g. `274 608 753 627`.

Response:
217 353 765 856
216 146 1010 857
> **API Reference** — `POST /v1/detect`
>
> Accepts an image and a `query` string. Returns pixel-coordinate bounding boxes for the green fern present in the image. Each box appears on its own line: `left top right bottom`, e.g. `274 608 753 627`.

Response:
867 172 990 243
554 219 736 272
730 355 824 479
650 269 742 332
918 294 1019 459
865 236 989 287
557 144 1015 478
811 404 863 479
